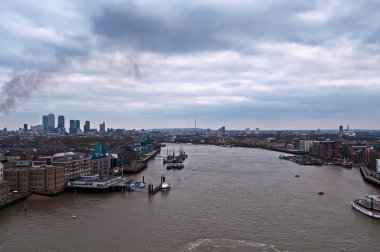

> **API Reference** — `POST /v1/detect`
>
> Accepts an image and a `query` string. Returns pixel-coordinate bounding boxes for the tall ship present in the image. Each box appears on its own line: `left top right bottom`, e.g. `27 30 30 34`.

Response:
351 195 380 219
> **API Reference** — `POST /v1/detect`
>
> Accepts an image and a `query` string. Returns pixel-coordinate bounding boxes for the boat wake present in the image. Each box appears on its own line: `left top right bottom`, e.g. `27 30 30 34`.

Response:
178 238 292 252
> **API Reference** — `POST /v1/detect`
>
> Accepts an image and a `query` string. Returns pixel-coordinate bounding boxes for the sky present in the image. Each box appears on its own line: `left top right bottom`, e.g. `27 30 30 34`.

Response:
1 0 380 131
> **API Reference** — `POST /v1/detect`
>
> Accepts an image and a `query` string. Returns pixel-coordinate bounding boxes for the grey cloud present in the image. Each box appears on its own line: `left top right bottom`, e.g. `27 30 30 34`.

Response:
91 1 314 53
91 1 380 53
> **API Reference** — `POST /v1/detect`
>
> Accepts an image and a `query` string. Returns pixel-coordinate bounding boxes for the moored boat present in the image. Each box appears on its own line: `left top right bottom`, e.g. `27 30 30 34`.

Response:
161 182 170 191
351 195 380 219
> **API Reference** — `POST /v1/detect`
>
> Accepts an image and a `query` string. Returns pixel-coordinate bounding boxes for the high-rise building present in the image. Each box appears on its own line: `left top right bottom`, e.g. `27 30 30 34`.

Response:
24 123 28 132
69 120 76 134
84 121 90 134
58 115 65 132
339 125 344 138
205 128 211 138
48 113 55 130
255 128 260 135
75 120 80 130
42 115 49 130
100 122 105 132
221 126 226 137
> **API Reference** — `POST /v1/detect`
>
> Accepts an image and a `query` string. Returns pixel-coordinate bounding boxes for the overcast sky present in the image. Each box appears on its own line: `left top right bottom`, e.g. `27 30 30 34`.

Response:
1 0 380 131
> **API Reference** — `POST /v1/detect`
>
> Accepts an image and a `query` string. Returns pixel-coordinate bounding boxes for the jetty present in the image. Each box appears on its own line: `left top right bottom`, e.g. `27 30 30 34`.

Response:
148 176 167 194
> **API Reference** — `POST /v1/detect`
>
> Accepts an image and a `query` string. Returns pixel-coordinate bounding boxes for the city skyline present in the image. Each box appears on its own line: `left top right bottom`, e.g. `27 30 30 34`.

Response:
1 1 380 130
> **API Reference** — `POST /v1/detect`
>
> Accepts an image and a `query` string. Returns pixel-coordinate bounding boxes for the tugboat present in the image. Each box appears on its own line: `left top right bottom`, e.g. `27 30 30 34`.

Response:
352 195 380 219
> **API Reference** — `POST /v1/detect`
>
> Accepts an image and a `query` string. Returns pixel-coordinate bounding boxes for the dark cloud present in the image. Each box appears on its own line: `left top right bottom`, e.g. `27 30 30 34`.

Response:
91 1 380 53
91 1 314 53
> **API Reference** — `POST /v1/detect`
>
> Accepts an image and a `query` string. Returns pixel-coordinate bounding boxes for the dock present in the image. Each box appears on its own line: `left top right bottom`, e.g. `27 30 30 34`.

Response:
148 176 167 194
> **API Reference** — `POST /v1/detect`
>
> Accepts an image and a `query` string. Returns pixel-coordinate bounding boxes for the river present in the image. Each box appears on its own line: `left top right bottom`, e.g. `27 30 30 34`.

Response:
0 144 379 251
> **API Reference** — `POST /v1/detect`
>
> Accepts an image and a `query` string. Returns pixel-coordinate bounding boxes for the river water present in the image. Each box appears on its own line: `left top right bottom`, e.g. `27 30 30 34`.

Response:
0 144 379 251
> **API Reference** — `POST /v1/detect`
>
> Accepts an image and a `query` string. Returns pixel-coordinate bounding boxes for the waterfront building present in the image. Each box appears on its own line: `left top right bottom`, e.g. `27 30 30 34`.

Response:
4 168 29 193
0 160 4 181
33 153 92 184
3 165 65 194
42 115 49 130
205 128 211 138
90 154 111 175
58 115 65 132
0 180 9 202
309 141 341 159
299 140 314 152
48 113 55 130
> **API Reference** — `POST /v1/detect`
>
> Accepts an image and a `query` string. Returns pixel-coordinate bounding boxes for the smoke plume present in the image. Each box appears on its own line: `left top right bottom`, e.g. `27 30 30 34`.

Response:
0 70 50 114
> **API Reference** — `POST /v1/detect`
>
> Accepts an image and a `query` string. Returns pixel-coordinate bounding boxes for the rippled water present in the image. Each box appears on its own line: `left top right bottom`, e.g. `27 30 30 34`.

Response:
0 144 379 251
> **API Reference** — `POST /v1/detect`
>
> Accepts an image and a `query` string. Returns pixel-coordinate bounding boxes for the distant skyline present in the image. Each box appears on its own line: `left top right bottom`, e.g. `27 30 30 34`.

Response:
1 1 380 130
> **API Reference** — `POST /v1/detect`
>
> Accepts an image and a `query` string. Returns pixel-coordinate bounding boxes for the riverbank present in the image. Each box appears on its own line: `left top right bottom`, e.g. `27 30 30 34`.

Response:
0 192 31 210
360 166 380 187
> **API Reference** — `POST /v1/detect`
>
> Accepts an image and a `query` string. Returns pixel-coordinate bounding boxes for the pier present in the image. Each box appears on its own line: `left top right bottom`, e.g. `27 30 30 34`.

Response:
148 176 167 194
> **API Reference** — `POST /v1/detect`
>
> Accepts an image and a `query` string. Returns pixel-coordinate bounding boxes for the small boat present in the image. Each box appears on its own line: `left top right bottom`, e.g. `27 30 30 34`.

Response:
161 182 170 191
352 195 380 219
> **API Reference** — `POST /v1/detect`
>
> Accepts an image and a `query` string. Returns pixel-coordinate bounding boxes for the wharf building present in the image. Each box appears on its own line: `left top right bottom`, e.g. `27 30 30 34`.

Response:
309 141 341 160
299 140 314 152
3 165 65 195
33 152 111 184
0 160 9 202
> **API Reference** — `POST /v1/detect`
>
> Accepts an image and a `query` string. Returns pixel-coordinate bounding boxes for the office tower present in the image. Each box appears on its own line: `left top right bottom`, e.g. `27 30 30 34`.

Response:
24 124 27 132
75 120 80 130
84 121 90 134
339 125 344 138
42 115 48 130
221 126 226 137
48 113 55 130
100 122 105 132
205 128 211 138
58 115 65 132
69 120 76 133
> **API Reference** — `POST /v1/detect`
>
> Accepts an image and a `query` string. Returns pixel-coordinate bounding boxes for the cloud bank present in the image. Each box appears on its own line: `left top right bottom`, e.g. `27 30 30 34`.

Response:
1 0 380 130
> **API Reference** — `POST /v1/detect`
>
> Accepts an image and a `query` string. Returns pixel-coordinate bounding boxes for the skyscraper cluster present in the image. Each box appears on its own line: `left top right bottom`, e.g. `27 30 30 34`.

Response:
39 113 104 134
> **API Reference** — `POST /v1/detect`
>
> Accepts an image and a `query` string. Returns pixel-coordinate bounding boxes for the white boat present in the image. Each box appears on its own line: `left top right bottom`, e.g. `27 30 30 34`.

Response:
351 195 380 219
161 182 171 191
